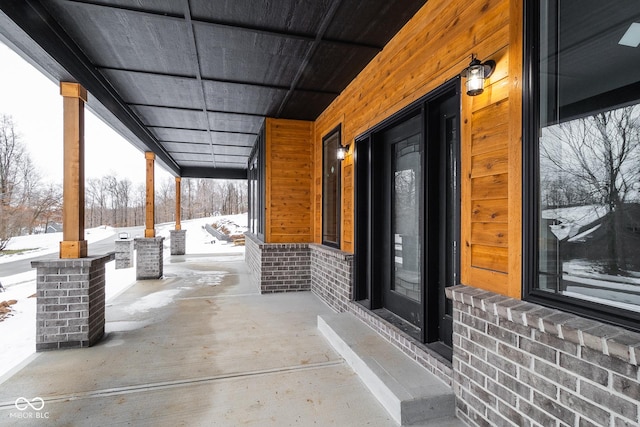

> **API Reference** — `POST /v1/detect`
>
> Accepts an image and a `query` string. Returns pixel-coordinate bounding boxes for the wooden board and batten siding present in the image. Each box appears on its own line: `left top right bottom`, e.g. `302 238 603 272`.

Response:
313 0 523 298
264 118 314 244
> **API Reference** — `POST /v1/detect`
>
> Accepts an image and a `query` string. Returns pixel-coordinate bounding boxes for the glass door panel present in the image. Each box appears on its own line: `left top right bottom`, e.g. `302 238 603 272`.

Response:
392 134 422 302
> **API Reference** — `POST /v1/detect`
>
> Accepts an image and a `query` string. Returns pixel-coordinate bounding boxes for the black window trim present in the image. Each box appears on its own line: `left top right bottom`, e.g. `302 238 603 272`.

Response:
247 122 266 242
522 0 640 332
322 124 342 249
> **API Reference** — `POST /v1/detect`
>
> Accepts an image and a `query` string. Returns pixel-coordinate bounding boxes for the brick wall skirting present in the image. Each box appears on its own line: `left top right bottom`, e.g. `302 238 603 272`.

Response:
245 233 262 289
32 253 114 351
244 233 310 293
309 244 353 312
447 284 640 427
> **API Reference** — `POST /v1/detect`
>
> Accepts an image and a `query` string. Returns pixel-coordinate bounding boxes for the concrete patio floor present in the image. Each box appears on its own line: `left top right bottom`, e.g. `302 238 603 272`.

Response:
0 252 467 426
0 252 402 426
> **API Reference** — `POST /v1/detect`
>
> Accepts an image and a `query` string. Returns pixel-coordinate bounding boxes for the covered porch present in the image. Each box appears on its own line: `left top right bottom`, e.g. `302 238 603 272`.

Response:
0 251 400 425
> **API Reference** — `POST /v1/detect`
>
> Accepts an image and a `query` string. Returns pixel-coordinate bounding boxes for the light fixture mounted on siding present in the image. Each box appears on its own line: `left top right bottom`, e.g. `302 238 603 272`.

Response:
461 55 496 96
337 143 350 160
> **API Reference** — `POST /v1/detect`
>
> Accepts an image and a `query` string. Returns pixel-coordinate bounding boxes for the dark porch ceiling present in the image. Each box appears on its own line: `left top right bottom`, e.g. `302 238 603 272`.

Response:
0 0 426 178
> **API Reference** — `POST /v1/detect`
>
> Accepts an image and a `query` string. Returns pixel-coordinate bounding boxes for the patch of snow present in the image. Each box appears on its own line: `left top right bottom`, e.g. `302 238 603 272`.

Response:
105 320 149 333
2 271 36 287
560 262 640 312
567 224 601 243
123 289 181 314
563 290 640 313
549 222 583 241
0 226 117 265
563 260 640 286
0 285 36 383
542 204 608 227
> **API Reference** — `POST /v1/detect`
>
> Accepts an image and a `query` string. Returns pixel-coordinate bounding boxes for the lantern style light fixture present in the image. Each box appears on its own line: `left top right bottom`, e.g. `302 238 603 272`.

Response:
461 55 496 96
337 143 350 160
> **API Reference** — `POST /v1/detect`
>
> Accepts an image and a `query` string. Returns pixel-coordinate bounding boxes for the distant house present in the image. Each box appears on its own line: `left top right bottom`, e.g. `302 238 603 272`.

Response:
45 223 63 234
542 203 640 271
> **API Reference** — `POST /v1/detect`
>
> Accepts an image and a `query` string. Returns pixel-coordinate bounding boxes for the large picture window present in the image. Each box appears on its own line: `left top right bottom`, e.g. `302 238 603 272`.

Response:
322 126 341 247
525 0 640 329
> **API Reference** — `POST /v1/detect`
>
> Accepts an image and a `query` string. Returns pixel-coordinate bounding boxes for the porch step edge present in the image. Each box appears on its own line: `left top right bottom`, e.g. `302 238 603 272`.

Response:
317 312 458 426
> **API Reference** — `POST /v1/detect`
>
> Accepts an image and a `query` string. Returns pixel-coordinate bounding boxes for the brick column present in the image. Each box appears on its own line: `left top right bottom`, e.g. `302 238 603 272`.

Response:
135 237 164 279
32 254 114 351
169 229 186 255
115 238 134 269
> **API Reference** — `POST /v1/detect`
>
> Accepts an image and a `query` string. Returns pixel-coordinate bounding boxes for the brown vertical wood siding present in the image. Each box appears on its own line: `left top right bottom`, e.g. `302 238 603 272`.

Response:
264 118 314 244
313 0 523 298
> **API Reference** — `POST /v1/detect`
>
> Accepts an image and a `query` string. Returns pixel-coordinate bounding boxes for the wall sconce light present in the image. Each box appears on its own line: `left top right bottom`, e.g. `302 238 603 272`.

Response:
337 143 350 160
461 55 495 96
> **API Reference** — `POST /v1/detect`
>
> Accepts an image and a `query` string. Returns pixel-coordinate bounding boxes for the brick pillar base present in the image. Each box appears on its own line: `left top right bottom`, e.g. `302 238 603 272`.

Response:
169 229 186 255
115 239 134 269
135 237 164 280
31 253 114 351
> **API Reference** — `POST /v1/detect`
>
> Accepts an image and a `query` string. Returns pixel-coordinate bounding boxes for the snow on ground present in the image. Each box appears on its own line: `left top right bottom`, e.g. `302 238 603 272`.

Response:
0 215 247 381
541 204 608 226
0 226 117 265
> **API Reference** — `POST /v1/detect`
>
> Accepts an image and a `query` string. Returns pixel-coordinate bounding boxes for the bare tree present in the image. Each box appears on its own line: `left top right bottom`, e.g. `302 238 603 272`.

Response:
27 183 62 233
541 105 640 273
104 175 120 227
133 183 145 226
118 178 132 226
0 114 39 249
86 178 108 227
156 177 175 223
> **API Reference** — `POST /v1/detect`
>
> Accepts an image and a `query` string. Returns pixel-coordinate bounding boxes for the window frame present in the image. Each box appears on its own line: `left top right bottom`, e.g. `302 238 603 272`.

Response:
523 0 640 332
247 123 265 241
322 125 342 248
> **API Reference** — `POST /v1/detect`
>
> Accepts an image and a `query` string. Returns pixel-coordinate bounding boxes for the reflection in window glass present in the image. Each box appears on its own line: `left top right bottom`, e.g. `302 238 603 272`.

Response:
322 127 341 247
538 106 640 311
536 0 640 312
392 134 421 302
247 128 264 238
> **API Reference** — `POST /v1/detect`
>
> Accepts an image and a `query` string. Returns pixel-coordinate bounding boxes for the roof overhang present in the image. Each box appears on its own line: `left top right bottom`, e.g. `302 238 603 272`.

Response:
0 0 427 179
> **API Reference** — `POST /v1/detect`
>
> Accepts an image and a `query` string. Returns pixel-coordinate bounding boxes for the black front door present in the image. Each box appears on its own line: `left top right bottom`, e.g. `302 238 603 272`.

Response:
378 113 424 330
357 82 459 358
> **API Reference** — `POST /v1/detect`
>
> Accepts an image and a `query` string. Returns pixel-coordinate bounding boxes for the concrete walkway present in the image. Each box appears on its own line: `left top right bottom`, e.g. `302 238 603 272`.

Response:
0 252 401 426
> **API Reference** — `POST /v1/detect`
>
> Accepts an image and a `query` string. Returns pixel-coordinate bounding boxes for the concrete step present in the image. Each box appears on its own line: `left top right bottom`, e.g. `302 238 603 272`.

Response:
318 313 461 426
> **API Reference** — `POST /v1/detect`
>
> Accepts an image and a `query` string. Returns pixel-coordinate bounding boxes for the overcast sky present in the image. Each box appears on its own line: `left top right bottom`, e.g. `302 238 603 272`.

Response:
0 41 172 185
